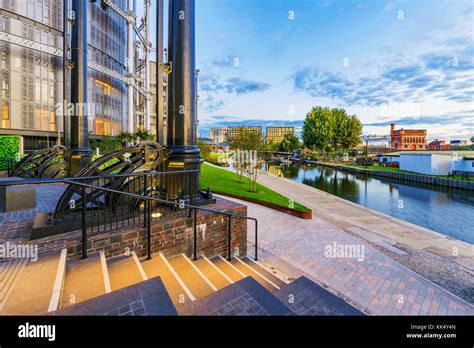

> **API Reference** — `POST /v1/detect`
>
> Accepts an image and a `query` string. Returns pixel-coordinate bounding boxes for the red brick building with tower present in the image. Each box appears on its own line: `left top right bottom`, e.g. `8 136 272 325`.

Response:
390 123 427 150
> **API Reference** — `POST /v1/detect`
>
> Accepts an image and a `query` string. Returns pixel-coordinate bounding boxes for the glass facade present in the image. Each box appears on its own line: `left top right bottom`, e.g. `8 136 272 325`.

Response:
0 0 127 149
265 126 295 143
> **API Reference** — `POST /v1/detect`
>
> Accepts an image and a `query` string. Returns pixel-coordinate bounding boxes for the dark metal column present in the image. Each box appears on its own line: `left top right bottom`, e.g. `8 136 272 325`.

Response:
156 0 165 145
63 0 70 148
69 0 92 175
166 0 200 198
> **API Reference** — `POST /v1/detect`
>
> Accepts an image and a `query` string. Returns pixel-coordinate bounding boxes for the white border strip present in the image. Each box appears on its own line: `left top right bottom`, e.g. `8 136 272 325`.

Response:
181 254 217 291
48 249 68 312
100 251 112 294
159 252 195 302
245 257 291 284
234 257 280 289
132 252 148 281
217 255 246 278
202 256 233 285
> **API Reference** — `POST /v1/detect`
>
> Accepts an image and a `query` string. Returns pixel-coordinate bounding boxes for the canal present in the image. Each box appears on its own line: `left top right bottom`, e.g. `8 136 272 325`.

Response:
265 163 474 244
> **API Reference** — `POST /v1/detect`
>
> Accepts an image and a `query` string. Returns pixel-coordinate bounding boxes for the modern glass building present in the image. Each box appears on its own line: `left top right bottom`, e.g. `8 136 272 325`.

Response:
265 126 294 143
0 0 128 152
226 126 262 144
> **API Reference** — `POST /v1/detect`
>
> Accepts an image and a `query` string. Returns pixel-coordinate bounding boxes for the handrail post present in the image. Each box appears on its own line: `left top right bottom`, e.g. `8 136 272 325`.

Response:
143 173 148 227
81 185 88 259
227 215 232 261
193 209 197 261
147 198 152 260
254 220 258 261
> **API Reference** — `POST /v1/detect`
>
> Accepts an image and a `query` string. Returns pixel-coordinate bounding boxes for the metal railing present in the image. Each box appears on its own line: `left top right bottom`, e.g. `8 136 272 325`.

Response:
0 170 258 261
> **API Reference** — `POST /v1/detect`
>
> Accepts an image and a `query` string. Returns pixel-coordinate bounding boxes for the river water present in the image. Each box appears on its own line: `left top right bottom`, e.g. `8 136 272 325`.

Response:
264 163 474 244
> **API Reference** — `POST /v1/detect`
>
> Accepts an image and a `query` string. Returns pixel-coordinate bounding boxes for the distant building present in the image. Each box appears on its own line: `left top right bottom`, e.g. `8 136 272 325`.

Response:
209 127 228 144
390 123 427 150
399 151 474 175
227 126 262 144
428 140 452 151
265 126 294 143
450 140 468 146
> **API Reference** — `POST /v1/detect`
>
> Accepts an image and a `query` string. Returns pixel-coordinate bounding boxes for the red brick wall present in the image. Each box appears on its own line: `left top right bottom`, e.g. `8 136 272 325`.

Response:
34 197 248 260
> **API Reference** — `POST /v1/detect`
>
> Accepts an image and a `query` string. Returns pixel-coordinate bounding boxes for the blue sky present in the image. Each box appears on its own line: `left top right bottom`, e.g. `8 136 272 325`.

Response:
153 0 473 140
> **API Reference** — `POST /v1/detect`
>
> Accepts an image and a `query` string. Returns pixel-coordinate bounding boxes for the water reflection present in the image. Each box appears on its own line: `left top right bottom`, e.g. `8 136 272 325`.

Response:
264 163 474 244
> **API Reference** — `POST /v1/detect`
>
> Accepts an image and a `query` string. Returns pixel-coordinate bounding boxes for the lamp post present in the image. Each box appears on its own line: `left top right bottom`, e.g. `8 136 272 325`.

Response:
69 0 92 174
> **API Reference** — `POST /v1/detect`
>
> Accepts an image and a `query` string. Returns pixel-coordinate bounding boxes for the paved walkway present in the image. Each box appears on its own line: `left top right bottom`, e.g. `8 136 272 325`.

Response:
256 172 474 272
217 193 474 315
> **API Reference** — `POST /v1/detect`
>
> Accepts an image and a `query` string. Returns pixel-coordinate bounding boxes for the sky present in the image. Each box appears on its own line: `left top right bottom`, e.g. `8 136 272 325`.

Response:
151 0 473 140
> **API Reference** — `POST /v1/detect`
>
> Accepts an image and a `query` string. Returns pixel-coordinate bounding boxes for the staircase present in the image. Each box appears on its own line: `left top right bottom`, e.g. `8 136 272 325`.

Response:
0 250 364 316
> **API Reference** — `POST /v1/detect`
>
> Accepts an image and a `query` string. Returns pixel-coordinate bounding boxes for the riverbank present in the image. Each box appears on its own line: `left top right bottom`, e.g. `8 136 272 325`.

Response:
256 171 474 303
317 162 474 191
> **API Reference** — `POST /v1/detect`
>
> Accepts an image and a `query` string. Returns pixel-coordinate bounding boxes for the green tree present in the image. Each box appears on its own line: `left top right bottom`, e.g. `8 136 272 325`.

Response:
302 106 333 157
340 115 363 152
279 133 301 152
328 108 349 158
197 140 211 160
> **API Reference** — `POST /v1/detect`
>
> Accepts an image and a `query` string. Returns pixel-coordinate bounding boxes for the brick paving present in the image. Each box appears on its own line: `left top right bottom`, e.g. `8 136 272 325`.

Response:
0 183 66 246
220 194 474 315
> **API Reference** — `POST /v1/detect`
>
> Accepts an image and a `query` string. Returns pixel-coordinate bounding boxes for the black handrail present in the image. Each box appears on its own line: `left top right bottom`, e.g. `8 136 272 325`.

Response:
0 171 258 261
62 178 258 262
0 169 200 186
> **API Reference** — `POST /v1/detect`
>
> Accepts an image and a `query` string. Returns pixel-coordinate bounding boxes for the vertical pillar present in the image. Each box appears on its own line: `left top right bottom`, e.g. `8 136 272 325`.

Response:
63 0 70 148
166 0 200 197
69 0 91 174
166 0 201 201
144 0 151 132
156 0 165 145
126 0 135 134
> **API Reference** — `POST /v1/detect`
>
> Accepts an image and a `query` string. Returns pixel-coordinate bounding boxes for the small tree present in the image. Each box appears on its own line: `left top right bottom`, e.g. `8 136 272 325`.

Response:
231 128 265 192
197 140 211 160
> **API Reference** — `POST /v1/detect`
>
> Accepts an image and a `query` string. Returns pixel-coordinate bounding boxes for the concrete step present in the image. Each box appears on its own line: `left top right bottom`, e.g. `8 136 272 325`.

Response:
107 252 147 292
0 250 64 315
242 257 287 288
60 251 110 309
193 256 233 290
141 252 194 307
230 257 282 293
55 276 177 316
0 258 27 308
210 255 246 282
167 254 217 300
275 276 365 316
180 276 293 316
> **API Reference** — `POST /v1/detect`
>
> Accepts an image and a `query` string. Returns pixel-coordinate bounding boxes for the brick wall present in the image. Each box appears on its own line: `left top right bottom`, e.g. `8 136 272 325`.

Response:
33 197 248 260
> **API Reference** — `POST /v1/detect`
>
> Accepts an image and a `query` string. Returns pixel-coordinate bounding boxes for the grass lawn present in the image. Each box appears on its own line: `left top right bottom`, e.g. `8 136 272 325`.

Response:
200 163 310 212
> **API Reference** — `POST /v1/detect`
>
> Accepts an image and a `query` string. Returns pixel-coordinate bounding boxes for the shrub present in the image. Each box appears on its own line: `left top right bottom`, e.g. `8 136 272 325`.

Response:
0 135 20 170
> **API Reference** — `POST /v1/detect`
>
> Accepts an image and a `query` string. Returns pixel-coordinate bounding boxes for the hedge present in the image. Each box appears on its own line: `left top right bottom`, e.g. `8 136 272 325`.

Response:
0 135 20 170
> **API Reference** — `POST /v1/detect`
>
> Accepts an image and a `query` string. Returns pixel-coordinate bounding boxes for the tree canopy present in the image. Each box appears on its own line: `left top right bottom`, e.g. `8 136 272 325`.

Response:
302 106 362 156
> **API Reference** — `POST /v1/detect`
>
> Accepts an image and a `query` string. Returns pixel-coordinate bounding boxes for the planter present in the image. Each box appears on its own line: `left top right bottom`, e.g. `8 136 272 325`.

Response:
212 191 312 219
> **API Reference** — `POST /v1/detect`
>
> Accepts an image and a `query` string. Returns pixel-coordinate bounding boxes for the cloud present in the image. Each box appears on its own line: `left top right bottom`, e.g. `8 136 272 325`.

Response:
365 112 474 127
383 3 394 11
212 55 239 68
199 95 225 113
201 74 271 95
292 44 474 107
